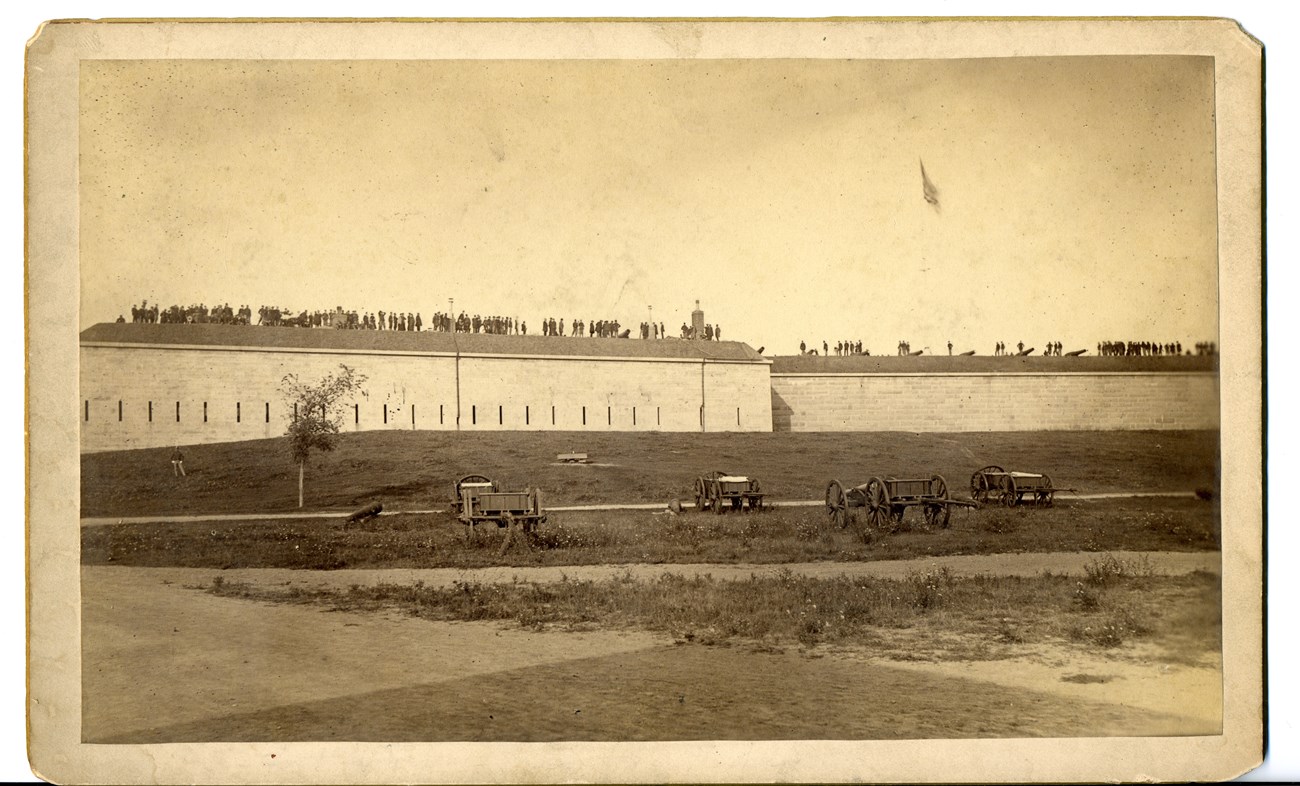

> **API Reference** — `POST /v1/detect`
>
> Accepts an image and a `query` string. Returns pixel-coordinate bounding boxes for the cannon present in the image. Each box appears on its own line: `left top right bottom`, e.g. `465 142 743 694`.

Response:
344 501 383 525
969 466 1056 507
693 471 765 513
450 474 547 531
825 474 976 533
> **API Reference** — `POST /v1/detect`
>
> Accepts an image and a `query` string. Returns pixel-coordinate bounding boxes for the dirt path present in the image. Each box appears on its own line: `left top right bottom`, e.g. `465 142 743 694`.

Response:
83 562 1221 743
77 491 1201 526
83 550 1222 742
81 565 662 742
101 549 1219 594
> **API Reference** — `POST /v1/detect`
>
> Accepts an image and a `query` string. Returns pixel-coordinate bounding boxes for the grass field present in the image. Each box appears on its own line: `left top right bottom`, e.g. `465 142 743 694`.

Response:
82 496 1219 570
81 429 1219 517
203 556 1220 663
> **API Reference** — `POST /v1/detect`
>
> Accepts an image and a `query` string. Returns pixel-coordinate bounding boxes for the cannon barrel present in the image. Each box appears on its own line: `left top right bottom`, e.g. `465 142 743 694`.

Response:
345 501 383 524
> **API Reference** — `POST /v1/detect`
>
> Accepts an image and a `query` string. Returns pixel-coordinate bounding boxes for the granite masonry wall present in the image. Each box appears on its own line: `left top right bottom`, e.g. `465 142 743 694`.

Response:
769 372 1219 432
80 344 774 451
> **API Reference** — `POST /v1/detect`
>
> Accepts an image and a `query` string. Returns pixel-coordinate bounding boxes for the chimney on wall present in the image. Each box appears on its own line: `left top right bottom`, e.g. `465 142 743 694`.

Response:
691 300 705 340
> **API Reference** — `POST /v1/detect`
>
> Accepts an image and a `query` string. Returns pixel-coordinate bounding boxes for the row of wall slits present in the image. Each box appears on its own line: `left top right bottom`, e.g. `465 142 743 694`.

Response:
79 344 775 451
769 372 1220 432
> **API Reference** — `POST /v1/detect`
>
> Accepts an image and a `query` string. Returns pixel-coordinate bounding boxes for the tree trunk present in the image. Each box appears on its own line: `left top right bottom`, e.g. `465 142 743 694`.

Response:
298 462 304 508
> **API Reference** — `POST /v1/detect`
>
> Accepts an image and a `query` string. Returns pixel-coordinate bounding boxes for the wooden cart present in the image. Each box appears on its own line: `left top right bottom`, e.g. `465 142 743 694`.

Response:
451 474 547 530
969 466 1056 507
693 471 765 513
825 474 976 533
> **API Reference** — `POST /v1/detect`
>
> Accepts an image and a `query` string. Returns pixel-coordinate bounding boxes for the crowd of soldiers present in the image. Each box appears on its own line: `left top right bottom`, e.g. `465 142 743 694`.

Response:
993 341 1065 356
790 338 1214 357
126 302 254 325
1097 340 1193 356
444 313 516 334
639 321 671 339
537 317 642 338
679 323 722 340
118 300 726 341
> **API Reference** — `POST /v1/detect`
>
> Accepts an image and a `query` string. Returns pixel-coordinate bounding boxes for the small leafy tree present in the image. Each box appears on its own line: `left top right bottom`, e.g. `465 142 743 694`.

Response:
279 364 368 508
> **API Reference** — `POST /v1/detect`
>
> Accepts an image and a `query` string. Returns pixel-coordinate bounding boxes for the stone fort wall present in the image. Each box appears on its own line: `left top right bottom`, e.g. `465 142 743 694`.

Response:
79 329 1220 451
770 371 1218 432
80 343 774 452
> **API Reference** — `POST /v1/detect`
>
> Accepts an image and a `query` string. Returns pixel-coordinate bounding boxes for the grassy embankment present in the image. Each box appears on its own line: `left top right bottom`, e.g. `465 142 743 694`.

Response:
82 429 1219 517
84 495 1219 569
205 554 1220 663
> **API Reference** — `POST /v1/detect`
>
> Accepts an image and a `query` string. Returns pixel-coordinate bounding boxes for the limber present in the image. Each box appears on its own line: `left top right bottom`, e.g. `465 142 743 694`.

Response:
202 557 1220 662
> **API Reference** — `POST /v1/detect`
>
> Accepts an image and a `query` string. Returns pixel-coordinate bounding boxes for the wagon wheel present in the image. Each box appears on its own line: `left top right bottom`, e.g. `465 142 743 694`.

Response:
1037 474 1054 507
453 473 493 516
866 477 895 533
693 477 707 511
970 465 1003 504
825 480 848 529
999 475 1019 507
713 484 726 515
926 474 952 528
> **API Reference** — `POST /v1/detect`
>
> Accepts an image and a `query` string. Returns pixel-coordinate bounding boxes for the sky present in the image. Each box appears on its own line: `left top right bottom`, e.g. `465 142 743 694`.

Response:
79 55 1218 355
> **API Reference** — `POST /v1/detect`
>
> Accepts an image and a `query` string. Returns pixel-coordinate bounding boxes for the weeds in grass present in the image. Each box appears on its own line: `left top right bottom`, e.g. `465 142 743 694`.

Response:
1083 553 1157 586
978 509 1020 534
1140 510 1218 547
1073 581 1102 611
203 569 1213 660
1070 603 1151 648
995 617 1025 644
85 497 1219 571
906 566 956 611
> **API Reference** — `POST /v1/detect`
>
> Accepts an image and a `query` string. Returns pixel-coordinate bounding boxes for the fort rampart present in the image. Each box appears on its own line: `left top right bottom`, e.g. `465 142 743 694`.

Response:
79 325 1219 451
769 356 1218 432
79 324 773 452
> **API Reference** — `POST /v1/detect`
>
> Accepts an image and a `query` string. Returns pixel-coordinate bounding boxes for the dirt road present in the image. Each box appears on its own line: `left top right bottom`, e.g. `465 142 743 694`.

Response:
82 550 1221 743
79 490 1201 527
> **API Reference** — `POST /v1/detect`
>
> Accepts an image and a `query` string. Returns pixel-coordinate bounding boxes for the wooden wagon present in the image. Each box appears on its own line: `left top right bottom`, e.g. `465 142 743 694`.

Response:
450 474 547 530
969 466 1056 507
825 474 975 532
693 471 765 513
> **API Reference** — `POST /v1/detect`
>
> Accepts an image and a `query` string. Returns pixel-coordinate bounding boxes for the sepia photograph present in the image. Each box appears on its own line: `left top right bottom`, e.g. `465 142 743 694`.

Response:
25 15 1264 784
